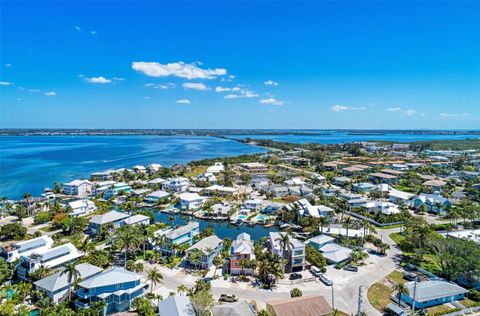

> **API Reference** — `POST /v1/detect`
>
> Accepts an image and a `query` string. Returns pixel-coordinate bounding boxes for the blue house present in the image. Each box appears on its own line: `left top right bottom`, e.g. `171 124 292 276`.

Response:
75 266 147 315
352 182 376 194
413 193 451 215
400 280 468 309
186 235 223 269
152 221 200 256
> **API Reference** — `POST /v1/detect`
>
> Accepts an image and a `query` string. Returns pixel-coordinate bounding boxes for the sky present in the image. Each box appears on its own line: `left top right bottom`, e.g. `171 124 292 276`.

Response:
1 1 479 129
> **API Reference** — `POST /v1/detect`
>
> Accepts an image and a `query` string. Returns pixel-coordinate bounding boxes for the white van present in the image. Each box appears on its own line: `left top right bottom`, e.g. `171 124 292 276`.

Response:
319 274 333 286
310 265 322 277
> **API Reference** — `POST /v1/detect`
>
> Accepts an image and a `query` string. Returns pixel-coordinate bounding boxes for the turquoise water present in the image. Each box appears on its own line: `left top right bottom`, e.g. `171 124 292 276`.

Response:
0 136 265 199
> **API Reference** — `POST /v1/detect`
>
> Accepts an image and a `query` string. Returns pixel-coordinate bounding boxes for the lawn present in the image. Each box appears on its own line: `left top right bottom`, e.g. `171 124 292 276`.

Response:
331 310 349 316
377 223 404 230
367 283 393 312
184 165 207 178
460 299 480 308
426 304 455 315
389 232 405 245
386 271 405 285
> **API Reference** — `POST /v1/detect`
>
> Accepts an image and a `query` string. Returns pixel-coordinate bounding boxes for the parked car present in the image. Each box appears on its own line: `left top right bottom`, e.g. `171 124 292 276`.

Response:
404 272 417 281
219 294 238 302
343 264 358 272
310 265 322 277
289 273 303 280
318 274 333 286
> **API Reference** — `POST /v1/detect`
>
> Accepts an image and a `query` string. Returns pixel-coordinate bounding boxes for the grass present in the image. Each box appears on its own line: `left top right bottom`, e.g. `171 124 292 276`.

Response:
426 304 455 315
331 310 349 316
367 283 393 312
386 271 405 285
389 232 406 245
377 223 404 230
270 198 287 204
419 254 442 275
460 299 480 308
184 165 207 178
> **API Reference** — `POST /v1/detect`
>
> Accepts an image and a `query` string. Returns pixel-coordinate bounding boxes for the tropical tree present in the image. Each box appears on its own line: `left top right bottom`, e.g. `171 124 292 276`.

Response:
115 226 140 267
275 233 293 272
189 250 202 270
213 255 223 277
290 288 303 298
60 262 81 302
146 267 163 294
177 283 188 295
393 282 408 307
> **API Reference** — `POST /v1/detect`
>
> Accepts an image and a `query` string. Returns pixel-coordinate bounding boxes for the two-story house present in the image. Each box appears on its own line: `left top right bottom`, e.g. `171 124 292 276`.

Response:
63 180 93 196
103 182 131 199
229 233 256 275
162 177 190 193
68 199 97 217
1 235 54 263
88 211 130 235
186 235 223 269
152 221 200 256
268 232 305 273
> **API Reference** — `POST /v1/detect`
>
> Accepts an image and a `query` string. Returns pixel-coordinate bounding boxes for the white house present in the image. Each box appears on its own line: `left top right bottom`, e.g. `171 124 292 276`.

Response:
147 163 162 173
204 185 238 196
63 180 92 196
88 210 130 235
145 190 171 204
68 199 96 217
132 165 146 173
121 214 150 227
179 193 204 210
206 162 224 174
163 177 190 193
243 198 262 210
268 232 305 273
2 235 54 263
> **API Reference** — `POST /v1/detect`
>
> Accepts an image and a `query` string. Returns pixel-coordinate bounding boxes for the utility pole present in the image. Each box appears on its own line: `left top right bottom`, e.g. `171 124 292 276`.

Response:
357 286 364 316
331 284 335 310
412 277 418 315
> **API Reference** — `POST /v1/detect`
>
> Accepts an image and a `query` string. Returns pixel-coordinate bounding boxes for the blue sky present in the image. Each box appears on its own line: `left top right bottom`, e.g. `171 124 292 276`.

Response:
1 1 479 129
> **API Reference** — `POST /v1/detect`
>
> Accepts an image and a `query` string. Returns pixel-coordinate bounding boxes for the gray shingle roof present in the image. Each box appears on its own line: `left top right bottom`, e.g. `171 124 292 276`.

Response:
34 263 103 292
405 280 469 302
78 266 142 289
89 211 130 225
187 235 222 255
158 295 195 316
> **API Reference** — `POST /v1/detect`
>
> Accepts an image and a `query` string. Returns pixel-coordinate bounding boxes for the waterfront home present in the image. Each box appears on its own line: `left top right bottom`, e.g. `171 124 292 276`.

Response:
103 182 131 199
400 280 468 308
204 185 238 196
334 176 352 187
240 162 269 174
262 202 284 214
266 295 332 316
352 182 375 194
132 165 146 173
295 199 334 218
268 185 289 198
422 179 447 192
229 233 256 275
92 180 116 195
68 199 96 217
206 162 224 174
2 235 54 263
90 170 116 181
145 190 171 204
63 179 92 196
147 163 162 173
17 243 82 279
369 172 398 185
152 221 200 256
75 266 147 314
34 263 103 303
186 235 223 269
305 234 334 250
243 198 262 210
157 295 195 316
413 193 451 215
179 192 204 210
212 300 256 316
318 243 352 264
121 214 150 226
268 232 305 273
88 210 130 235
210 203 231 218
163 177 190 192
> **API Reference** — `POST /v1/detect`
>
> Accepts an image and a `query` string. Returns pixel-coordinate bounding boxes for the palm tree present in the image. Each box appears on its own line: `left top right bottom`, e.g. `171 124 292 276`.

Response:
116 226 140 267
275 233 294 272
393 282 408 307
60 262 81 302
343 216 352 237
213 255 223 277
146 267 163 294
189 251 202 270
319 216 328 234
177 283 188 295
78 237 95 255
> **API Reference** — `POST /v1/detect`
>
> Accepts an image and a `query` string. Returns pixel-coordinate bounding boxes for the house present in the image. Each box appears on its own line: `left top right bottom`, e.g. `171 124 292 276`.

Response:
210 203 232 218
342 166 364 176
422 179 447 192
90 170 116 181
179 192 204 210
413 193 451 215
63 180 92 196
230 233 256 275
380 168 404 177
442 229 480 244
206 162 224 174
284 177 306 186
243 198 262 210
400 280 469 308
323 226 364 238
132 165 146 173
88 211 130 235
157 295 195 316
2 235 54 263
305 234 334 250
75 266 147 314
266 295 332 316
204 185 238 196
295 199 333 218
212 300 256 316
17 243 82 279
388 189 414 206
145 190 171 204
103 182 131 199
148 177 166 186
147 163 162 173
34 263 103 303
262 202 283 214
68 199 96 217
197 172 217 184
268 185 289 198
163 177 190 192
250 177 270 190
369 172 398 185
269 232 305 273
334 176 352 187
152 222 200 256
186 235 223 269
240 162 269 174
352 182 375 193
92 181 116 195
121 214 150 227
362 201 400 215
318 243 352 264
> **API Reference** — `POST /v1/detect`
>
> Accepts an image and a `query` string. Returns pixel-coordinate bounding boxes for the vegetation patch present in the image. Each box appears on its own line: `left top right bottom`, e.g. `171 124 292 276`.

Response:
367 283 393 312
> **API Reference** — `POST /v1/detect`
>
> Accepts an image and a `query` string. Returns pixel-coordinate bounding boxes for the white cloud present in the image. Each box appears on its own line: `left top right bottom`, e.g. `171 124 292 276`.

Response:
74 26 81 32
220 75 235 82
264 80 279 86
176 99 191 104
85 76 112 84
405 109 418 117
0 81 13 86
225 94 240 99
385 107 402 112
438 113 471 118
144 83 175 89
144 96 150 100
4 64 12 67
132 61 227 80
331 105 366 112
112 77 125 81
260 97 284 106
44 91 56 96
217 86 257 98
182 82 209 91
90 30 97 35
28 89 40 93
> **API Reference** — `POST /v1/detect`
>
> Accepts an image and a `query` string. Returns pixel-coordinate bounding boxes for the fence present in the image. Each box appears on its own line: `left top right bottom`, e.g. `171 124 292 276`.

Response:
277 276 316 285
345 210 404 227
